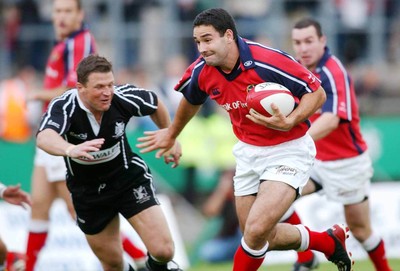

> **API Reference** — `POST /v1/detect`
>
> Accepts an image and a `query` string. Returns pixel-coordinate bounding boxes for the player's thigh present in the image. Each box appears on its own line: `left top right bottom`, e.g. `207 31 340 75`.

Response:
85 215 123 268
245 181 296 236
54 181 75 218
30 166 57 218
235 195 256 232
127 205 174 260
0 237 6 261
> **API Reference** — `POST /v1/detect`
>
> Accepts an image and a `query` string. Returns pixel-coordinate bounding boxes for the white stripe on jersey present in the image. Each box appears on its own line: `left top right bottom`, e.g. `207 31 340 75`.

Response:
322 66 339 115
255 61 314 93
84 32 92 57
246 40 297 62
114 85 157 116
176 60 205 93
131 156 153 181
121 135 128 169
67 39 75 74
332 55 352 120
39 90 77 134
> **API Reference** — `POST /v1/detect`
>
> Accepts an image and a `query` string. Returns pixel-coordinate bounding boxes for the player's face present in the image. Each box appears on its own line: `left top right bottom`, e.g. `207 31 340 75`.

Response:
193 25 235 69
77 72 114 115
52 0 83 40
292 25 326 71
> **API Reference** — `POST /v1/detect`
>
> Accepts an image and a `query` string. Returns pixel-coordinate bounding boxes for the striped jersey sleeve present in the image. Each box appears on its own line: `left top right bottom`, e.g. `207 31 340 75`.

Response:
319 55 352 121
113 84 158 117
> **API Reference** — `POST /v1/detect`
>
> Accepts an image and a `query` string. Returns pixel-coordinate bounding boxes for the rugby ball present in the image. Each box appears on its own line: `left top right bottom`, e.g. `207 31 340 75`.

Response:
246 82 295 116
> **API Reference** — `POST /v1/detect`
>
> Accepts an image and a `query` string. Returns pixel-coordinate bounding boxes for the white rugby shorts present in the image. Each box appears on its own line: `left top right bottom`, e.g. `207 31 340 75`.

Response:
34 147 67 182
233 134 316 196
310 151 372 205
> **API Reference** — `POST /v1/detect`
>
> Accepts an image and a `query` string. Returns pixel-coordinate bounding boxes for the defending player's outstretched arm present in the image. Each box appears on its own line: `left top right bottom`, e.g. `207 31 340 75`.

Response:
37 128 105 160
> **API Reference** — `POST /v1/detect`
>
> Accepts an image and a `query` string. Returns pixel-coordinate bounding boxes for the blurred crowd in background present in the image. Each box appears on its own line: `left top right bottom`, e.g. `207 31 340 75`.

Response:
1 0 400 118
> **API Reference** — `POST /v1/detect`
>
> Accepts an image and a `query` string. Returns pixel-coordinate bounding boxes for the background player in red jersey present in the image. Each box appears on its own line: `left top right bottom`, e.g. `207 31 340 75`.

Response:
287 18 392 271
0 182 31 271
25 1 148 270
137 8 353 271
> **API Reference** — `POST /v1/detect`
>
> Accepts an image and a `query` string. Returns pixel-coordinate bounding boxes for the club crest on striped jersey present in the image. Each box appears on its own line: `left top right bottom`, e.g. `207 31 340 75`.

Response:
113 122 124 138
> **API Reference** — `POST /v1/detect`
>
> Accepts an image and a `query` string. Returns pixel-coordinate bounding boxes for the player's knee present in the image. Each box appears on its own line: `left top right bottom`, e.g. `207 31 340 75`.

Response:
244 222 270 248
101 260 123 271
148 242 175 262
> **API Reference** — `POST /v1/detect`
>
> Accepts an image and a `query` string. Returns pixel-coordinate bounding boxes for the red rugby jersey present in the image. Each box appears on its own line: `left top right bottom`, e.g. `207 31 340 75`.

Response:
43 27 97 109
310 48 367 160
175 37 321 146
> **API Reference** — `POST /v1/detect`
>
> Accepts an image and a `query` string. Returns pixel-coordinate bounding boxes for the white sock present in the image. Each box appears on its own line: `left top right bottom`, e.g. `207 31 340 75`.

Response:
29 219 50 232
241 237 269 258
362 233 381 251
295 224 309 251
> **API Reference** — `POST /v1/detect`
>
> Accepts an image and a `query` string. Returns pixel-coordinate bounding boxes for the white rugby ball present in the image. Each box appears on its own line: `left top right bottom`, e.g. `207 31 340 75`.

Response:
246 82 295 116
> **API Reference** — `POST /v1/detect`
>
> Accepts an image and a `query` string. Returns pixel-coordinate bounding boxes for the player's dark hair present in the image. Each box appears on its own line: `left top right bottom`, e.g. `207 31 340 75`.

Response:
193 8 238 39
76 54 112 85
293 18 323 37
76 0 82 10
53 0 82 10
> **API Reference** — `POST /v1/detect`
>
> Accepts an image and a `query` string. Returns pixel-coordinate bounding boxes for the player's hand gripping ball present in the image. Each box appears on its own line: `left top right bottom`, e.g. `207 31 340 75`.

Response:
246 82 295 117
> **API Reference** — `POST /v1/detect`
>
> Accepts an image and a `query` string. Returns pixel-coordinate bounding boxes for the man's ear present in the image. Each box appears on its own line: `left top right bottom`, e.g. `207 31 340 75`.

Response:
225 29 235 43
76 82 84 92
321 35 327 46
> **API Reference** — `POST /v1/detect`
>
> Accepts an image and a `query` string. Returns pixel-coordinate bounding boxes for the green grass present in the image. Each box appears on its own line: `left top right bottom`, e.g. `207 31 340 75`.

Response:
187 258 400 271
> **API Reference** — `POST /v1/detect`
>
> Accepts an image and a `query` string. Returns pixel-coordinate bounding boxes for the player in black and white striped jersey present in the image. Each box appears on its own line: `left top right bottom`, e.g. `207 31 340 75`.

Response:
36 54 182 271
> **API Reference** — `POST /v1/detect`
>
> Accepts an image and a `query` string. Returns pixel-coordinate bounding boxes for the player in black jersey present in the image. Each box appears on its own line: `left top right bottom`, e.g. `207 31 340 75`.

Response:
36 54 182 271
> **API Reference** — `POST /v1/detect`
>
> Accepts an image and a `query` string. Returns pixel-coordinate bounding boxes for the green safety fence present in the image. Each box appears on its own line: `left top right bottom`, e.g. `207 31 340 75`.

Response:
0 116 399 193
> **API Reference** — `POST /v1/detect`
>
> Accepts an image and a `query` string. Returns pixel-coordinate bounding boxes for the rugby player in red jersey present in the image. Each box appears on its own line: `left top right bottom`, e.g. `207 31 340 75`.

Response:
137 8 354 271
287 17 392 271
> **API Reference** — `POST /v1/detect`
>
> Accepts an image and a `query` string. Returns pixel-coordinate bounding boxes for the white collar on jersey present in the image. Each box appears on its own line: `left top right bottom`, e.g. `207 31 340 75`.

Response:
76 93 101 136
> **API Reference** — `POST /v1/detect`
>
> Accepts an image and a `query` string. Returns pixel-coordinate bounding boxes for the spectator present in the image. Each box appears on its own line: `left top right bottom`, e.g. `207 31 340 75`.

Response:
0 66 41 143
198 168 241 263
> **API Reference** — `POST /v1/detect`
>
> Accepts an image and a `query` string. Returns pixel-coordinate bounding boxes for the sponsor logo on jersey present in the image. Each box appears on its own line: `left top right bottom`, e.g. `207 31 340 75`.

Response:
244 60 253 67
133 186 151 204
211 88 220 96
69 131 88 140
113 122 125 138
77 216 86 224
72 142 121 165
221 100 248 112
48 120 60 129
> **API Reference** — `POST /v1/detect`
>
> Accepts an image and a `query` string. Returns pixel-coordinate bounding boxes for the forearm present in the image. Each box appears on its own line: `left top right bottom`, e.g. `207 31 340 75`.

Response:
36 128 73 157
169 98 202 139
150 99 172 129
288 87 326 126
32 86 68 102
308 112 339 141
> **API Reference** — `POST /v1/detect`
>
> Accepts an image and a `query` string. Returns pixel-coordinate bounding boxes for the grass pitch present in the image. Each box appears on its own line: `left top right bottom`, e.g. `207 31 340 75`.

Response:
187 258 400 271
